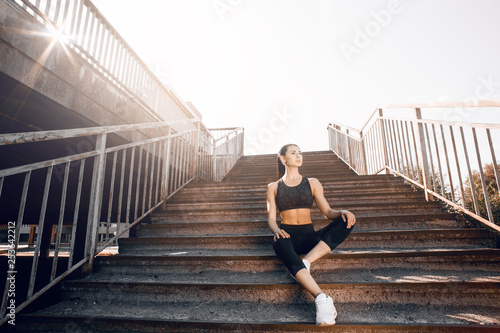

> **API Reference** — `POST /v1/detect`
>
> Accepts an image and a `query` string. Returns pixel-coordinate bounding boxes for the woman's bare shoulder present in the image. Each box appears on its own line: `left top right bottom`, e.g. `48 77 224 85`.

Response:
307 177 321 185
307 178 324 194
267 181 278 189
267 181 278 199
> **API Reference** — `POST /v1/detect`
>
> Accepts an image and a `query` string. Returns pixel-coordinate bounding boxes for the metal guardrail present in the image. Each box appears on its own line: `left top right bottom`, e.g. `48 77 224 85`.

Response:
8 0 196 123
210 128 245 181
328 102 500 233
0 120 244 325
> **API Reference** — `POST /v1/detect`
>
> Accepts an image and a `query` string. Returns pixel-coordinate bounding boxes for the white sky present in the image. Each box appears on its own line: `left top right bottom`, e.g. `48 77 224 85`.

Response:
92 0 500 155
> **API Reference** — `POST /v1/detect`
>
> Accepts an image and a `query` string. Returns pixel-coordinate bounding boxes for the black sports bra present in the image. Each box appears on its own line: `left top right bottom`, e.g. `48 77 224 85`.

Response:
275 176 314 212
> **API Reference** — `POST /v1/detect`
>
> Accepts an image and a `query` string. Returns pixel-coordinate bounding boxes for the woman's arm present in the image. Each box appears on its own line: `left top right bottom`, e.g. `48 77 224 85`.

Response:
266 182 290 239
309 178 356 228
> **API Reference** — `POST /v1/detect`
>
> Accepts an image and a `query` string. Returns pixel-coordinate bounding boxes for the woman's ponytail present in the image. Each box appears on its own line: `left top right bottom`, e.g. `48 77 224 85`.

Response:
277 156 285 180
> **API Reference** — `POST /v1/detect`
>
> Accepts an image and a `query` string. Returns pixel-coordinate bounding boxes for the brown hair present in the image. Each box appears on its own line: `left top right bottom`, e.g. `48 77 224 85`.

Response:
277 144 299 179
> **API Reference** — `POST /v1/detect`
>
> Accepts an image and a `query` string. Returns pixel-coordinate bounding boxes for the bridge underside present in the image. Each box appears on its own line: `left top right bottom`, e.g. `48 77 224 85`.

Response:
0 1 162 227
0 71 98 134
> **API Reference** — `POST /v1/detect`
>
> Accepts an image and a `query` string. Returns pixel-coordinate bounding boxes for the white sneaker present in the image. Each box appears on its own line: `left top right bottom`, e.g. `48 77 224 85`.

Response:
291 259 311 282
315 293 337 326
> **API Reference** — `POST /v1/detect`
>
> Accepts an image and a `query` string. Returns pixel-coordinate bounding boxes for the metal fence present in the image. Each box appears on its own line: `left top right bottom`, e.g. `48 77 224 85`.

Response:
8 0 196 123
0 120 244 324
211 128 245 181
328 102 500 232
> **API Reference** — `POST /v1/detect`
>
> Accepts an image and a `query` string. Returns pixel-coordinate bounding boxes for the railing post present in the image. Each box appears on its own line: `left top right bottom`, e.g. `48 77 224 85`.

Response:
212 138 217 181
83 133 107 274
346 129 352 166
472 128 494 222
414 108 433 201
327 125 332 151
378 108 390 174
226 136 230 174
192 122 200 182
241 128 245 156
235 129 240 157
360 130 368 175
162 126 172 204
335 125 340 155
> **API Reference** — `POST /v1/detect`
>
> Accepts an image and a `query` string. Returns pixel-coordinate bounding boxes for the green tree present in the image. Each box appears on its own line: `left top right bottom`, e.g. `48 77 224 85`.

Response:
463 163 500 225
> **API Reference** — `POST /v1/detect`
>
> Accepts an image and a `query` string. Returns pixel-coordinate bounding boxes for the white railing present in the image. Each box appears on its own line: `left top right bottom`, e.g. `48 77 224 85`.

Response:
0 120 243 325
8 0 196 123
328 102 500 232
210 128 245 181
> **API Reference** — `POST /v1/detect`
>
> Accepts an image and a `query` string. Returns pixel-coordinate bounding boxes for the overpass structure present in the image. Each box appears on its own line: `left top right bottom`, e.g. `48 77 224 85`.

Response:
0 0 244 323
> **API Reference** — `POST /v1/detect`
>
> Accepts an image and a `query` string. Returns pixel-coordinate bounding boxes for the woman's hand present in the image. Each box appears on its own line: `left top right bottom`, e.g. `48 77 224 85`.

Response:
341 210 356 229
273 229 290 241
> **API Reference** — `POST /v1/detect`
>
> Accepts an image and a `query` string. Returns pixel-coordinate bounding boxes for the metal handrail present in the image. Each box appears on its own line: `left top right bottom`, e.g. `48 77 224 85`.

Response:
0 120 198 146
328 103 500 233
358 100 500 134
209 128 244 181
0 120 244 325
8 0 196 122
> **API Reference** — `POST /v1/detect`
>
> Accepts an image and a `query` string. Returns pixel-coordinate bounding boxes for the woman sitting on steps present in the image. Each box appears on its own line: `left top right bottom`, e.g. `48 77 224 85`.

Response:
266 144 356 326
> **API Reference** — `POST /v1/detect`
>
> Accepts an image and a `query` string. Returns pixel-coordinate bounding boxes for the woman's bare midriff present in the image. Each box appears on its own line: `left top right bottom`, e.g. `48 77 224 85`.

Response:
280 208 313 225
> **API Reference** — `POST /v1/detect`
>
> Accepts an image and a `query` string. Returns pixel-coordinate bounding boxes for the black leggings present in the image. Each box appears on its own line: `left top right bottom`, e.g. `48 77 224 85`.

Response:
273 217 353 276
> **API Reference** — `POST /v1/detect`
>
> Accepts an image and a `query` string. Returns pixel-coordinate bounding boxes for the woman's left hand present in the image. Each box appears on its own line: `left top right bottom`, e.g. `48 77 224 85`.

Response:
341 210 356 228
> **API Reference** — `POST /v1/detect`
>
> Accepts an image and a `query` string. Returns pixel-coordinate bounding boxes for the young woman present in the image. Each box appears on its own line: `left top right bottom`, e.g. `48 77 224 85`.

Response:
266 144 356 326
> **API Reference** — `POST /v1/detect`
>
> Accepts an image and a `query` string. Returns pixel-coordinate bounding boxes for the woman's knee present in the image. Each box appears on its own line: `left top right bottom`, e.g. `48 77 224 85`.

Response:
273 238 304 274
320 218 354 250
333 216 354 234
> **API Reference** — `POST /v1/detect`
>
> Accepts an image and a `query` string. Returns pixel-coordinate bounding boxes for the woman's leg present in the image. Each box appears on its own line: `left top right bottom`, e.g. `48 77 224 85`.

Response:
274 226 337 325
295 268 323 297
273 237 306 275
274 237 323 297
303 241 331 264
303 217 354 264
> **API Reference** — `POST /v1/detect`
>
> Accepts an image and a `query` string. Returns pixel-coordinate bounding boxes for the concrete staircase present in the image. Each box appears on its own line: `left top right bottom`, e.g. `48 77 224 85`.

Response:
17 151 500 332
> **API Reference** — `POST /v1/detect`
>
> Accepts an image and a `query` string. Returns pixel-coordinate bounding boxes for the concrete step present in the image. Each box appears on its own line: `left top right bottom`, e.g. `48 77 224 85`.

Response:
227 161 353 171
169 184 416 202
185 175 404 193
227 164 352 174
17 312 500 332
162 193 427 210
223 152 358 182
90 249 500 284
224 169 356 180
151 202 447 222
118 229 496 255
140 214 464 236
233 151 341 163
225 173 354 182
173 182 411 200
57 280 500 308
166 187 423 202
35 282 500 326
192 174 406 188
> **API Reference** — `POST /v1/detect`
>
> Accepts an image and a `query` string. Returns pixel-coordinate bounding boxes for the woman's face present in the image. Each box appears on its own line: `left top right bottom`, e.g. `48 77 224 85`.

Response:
281 145 303 168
